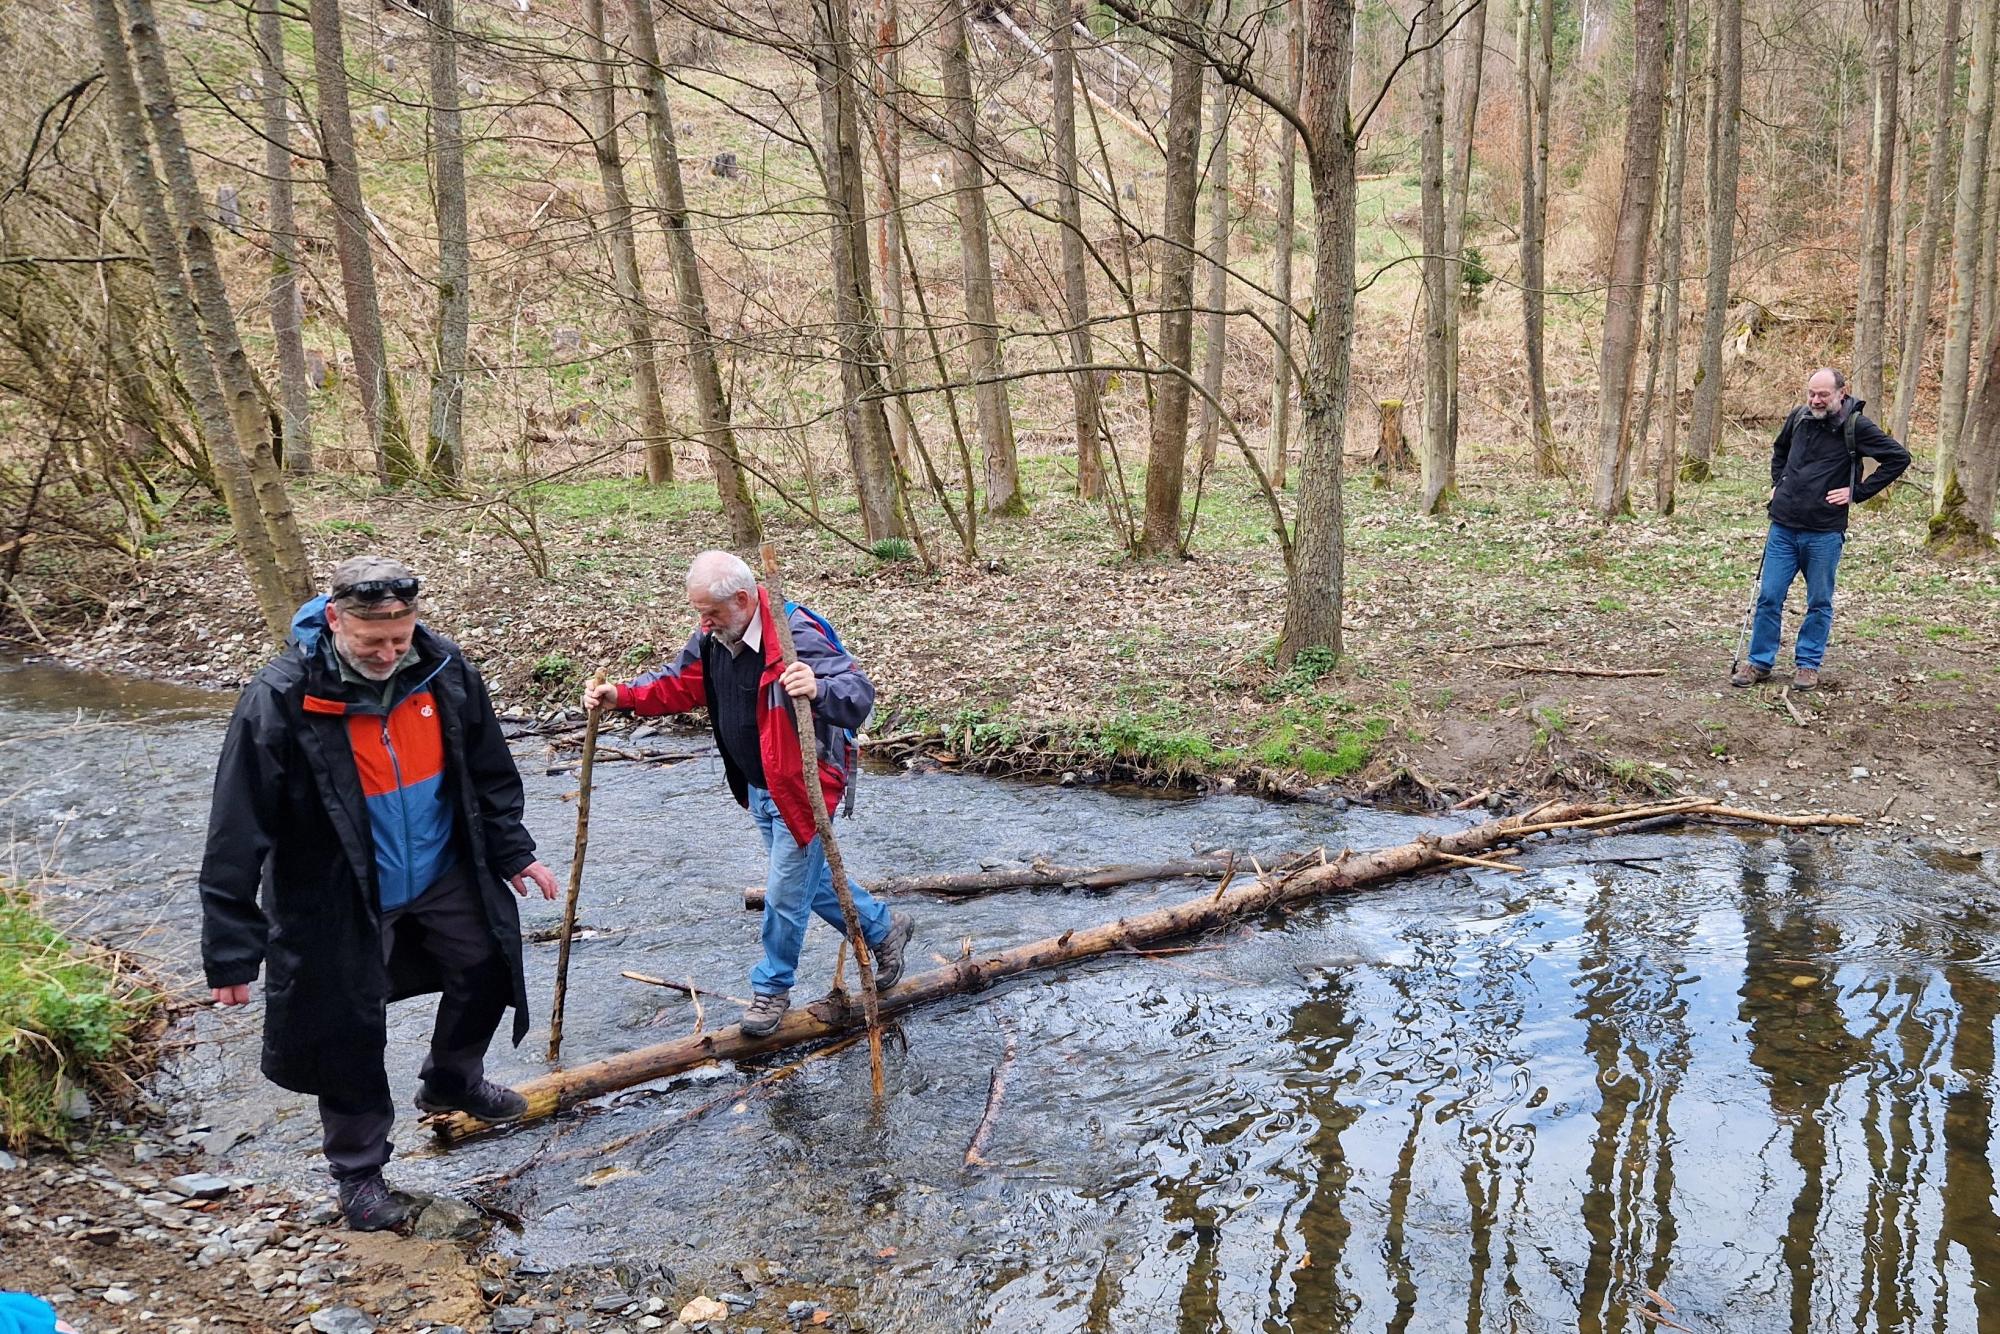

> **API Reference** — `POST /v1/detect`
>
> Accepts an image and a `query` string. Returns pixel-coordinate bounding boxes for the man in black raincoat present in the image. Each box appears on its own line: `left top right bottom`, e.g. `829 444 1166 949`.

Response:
199 557 558 1230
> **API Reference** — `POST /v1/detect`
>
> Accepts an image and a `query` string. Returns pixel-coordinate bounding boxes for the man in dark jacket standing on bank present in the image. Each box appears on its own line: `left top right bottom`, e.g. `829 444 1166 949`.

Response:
1731 368 1910 691
200 557 558 1231
584 550 914 1038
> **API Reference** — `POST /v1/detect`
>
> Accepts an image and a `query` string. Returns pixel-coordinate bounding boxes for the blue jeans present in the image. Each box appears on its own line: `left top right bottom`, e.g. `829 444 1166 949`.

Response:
747 786 891 995
1747 523 1846 671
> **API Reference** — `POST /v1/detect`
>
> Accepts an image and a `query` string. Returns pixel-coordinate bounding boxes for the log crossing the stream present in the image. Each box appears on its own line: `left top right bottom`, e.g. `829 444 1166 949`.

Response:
429 798 1860 1144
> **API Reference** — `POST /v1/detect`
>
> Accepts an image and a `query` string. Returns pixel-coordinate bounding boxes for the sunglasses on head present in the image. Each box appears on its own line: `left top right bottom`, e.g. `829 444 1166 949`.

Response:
332 577 420 604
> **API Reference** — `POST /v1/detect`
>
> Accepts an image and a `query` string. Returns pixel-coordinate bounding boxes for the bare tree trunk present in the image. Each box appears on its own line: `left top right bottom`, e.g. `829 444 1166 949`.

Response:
815 0 907 542
307 0 417 484
1269 0 1304 490
938 0 1023 515
873 0 909 469
580 0 674 484
125 0 314 600
1052 0 1105 501
1518 0 1557 475
1982 128 2000 353
1853 0 1901 400
1441 0 1486 454
94 0 297 642
255 2 313 477
1589 0 1667 519
1954 322 2000 544
1196 74 1231 475
1935 0 1997 530
1653 0 1693 513
1138 0 1205 557
626 0 762 546
1279 0 1356 664
427 0 468 484
1417 0 1452 513
1890 0 1963 444
1683 0 1741 480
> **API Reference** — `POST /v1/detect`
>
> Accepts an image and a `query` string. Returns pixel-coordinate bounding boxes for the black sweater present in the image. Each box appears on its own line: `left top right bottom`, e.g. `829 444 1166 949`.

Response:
1768 397 1911 532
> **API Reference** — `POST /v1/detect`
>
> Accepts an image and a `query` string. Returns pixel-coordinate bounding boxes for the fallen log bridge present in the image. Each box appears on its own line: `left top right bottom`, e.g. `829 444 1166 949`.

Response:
740 854 1264 911
432 798 1859 1144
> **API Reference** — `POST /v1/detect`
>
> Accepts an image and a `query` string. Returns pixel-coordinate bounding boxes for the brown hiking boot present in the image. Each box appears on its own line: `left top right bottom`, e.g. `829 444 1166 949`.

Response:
1730 662 1770 688
1793 667 1821 691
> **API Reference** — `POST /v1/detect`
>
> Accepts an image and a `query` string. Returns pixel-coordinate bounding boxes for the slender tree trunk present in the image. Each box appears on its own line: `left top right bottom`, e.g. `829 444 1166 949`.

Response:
1589 0 1667 519
1418 0 1451 513
1982 129 2000 352
1653 0 1693 513
427 0 468 484
255 2 313 477
1269 0 1304 490
873 0 909 469
1279 0 1356 664
125 0 314 599
1138 0 1205 557
1683 0 1740 480
1052 0 1105 501
1441 0 1486 454
1196 73 1231 475
815 0 907 541
1889 0 1918 348
1954 323 2000 543
626 0 762 546
94 0 297 643
580 0 674 483
1935 0 1997 529
307 0 417 484
1853 0 1901 400
938 0 1022 515
1519 0 1557 475
1890 0 1963 444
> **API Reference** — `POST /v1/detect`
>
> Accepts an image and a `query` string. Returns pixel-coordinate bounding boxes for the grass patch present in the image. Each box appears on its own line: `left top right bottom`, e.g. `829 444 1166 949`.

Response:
1 889 163 1148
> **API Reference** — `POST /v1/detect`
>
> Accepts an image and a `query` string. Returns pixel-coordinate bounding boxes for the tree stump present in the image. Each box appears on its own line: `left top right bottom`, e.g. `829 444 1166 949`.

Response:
1372 398 1411 485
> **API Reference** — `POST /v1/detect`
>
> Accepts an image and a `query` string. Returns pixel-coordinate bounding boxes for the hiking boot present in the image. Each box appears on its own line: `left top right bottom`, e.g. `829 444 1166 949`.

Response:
336 1173 409 1233
414 1078 528 1123
1793 667 1821 691
740 990 790 1037
1730 662 1771 688
870 912 917 990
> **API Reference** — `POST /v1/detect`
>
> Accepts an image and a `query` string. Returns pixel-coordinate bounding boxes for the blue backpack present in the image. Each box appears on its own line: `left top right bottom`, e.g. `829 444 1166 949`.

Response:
785 601 861 816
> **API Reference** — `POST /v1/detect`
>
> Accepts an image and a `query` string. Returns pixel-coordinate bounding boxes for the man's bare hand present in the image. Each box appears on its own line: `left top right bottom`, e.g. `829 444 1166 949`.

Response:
581 681 621 711
510 860 560 900
210 984 251 1006
780 661 819 700
1825 487 1852 506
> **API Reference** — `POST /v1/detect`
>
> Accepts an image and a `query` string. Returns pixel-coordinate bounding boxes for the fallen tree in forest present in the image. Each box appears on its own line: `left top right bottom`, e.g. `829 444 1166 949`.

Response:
431 798 1860 1144
739 853 1272 909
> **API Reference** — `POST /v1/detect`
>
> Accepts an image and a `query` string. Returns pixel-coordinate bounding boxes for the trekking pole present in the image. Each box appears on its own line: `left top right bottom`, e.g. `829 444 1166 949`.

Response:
1730 532 1768 677
758 542 886 1100
548 671 606 1064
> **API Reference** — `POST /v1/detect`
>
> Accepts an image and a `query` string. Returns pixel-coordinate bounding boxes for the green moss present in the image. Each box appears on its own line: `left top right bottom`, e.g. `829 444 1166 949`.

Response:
1 890 162 1148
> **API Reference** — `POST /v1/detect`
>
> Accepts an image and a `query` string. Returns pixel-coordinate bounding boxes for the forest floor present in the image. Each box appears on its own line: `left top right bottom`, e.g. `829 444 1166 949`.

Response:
33 443 2000 847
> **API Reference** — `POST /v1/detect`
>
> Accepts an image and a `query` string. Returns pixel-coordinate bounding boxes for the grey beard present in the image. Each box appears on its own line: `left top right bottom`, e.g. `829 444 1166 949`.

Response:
1809 404 1834 419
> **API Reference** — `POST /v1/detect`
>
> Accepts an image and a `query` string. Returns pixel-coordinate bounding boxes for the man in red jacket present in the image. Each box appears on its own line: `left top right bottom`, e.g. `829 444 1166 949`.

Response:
585 551 914 1036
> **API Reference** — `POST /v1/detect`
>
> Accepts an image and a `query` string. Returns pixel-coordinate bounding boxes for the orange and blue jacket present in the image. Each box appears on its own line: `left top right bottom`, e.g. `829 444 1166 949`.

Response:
291 597 459 911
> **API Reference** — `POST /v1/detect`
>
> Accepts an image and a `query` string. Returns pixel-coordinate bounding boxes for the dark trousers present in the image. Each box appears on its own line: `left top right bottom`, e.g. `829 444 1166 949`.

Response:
320 863 511 1181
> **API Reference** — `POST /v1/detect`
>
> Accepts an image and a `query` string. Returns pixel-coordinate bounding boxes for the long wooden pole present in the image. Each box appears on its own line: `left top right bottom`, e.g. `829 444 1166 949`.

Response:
431 799 1860 1143
546 672 605 1063
742 855 1249 909
756 544 886 1098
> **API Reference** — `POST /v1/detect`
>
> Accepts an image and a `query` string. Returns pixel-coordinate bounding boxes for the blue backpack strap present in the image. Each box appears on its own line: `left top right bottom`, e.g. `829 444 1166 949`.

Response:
782 601 859 815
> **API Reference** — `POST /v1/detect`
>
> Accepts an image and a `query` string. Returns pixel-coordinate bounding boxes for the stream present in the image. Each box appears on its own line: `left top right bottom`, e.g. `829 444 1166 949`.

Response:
6 655 2000 1332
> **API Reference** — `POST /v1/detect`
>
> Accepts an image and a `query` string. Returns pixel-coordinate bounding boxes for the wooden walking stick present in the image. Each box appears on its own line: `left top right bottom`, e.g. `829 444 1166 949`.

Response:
548 671 606 1064
757 543 886 1099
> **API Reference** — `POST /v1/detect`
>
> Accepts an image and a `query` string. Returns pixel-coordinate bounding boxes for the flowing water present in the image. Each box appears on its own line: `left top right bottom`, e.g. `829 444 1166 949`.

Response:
6 656 2000 1332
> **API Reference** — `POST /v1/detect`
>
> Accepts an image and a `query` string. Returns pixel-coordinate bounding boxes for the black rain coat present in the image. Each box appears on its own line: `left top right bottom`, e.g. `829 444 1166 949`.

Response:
1767 397 1911 532
198 606 539 1099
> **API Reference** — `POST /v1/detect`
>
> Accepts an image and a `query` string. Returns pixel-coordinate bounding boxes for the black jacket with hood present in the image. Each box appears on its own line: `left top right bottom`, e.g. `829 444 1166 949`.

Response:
197 598 538 1099
1768 397 1911 533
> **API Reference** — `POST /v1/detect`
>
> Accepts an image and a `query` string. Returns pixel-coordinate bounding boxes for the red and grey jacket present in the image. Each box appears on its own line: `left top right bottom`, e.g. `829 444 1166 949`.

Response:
617 586 872 847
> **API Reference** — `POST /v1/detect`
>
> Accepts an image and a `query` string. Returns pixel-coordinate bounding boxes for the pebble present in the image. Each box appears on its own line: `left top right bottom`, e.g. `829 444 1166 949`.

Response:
102 1288 137 1305
0 1151 19 1171
491 1310 535 1331
593 1294 637 1313
677 1297 728 1325
167 1173 237 1200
